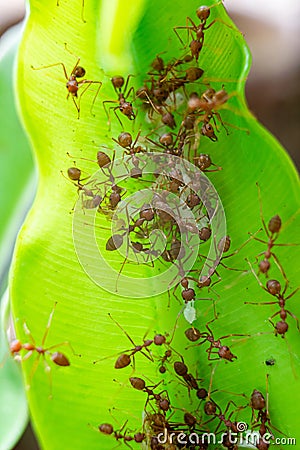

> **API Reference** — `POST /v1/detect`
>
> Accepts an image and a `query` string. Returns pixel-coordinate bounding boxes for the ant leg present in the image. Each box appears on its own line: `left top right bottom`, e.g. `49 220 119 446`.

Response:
71 96 80 119
64 43 81 66
245 258 269 293
245 301 277 306
78 80 102 116
42 356 53 399
112 107 124 129
27 354 42 389
46 341 80 357
205 318 217 336
40 302 57 347
219 333 251 340
173 26 192 47
285 286 300 301
123 75 135 96
31 62 69 80
23 322 36 346
81 0 86 23
20 349 33 362
206 348 220 362
102 100 117 128
286 310 300 331
256 182 271 238
204 17 240 34
250 235 268 245
271 252 289 287
108 313 136 347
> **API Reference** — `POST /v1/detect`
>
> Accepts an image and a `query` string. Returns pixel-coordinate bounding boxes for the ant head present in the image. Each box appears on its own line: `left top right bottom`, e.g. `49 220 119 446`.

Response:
73 66 86 78
196 5 211 21
201 123 218 141
67 167 81 181
159 132 173 147
266 279 281 296
118 132 132 148
268 215 282 234
196 153 212 170
185 327 201 342
111 76 125 89
199 227 212 242
99 423 114 435
151 55 164 72
185 67 204 82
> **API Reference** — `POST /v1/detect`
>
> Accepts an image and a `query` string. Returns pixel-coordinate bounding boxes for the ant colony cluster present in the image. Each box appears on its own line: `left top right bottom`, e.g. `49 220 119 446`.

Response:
14 1 298 449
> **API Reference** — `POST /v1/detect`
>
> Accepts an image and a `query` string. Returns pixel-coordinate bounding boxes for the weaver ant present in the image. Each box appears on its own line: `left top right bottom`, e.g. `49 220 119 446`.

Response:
32 44 102 118
10 302 78 396
93 313 154 368
245 260 299 337
250 183 298 277
173 3 228 61
103 75 136 127
98 421 145 447
129 377 171 412
185 319 250 362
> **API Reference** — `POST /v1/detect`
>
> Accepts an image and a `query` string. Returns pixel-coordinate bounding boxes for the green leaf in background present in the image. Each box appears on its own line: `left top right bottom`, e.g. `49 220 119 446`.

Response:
8 1 300 450
0 23 35 290
0 290 28 450
0 23 34 450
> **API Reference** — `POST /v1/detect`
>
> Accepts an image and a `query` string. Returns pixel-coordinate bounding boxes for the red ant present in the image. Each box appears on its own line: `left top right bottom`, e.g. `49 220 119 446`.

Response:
93 314 171 369
194 153 222 172
62 166 102 210
173 360 204 398
245 260 299 337
250 183 298 277
31 44 102 118
97 421 145 447
249 375 283 449
129 377 171 412
103 75 135 128
93 313 154 368
173 3 228 61
185 319 250 362
10 302 78 396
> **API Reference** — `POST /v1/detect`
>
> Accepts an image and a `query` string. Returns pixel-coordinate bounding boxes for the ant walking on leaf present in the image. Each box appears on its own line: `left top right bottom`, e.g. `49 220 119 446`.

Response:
31 44 102 118
103 75 136 128
10 302 79 397
245 260 300 337
250 183 299 278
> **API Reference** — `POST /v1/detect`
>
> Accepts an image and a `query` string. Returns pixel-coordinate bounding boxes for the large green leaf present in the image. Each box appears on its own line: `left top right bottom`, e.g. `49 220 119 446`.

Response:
9 1 300 450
